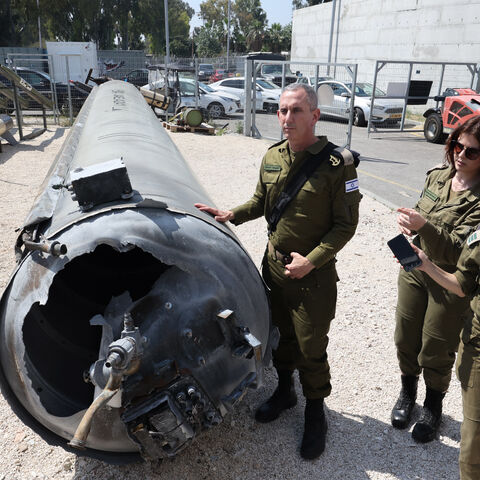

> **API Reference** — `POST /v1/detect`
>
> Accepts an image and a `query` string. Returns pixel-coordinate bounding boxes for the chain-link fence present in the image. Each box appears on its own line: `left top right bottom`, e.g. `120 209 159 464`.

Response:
0 53 93 129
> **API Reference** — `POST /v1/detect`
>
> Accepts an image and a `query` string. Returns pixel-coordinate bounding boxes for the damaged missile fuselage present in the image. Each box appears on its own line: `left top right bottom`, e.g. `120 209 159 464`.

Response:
0 81 273 463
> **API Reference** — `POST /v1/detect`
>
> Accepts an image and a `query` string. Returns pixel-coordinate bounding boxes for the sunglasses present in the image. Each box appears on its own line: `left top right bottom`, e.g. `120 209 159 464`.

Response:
452 140 480 160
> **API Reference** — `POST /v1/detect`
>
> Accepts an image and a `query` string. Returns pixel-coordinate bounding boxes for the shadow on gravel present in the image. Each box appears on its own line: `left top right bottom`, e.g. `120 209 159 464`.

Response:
0 127 66 165
68 396 461 480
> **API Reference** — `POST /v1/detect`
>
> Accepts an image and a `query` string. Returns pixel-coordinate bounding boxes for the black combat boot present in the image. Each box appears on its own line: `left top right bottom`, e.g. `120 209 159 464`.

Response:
300 398 327 460
412 387 445 443
255 370 297 423
391 375 418 429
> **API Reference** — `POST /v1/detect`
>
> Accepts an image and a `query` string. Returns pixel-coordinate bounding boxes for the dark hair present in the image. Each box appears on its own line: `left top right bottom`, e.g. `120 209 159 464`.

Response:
445 116 480 167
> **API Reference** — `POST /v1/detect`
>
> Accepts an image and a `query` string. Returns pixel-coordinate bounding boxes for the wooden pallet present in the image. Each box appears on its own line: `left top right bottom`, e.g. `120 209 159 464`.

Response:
162 121 215 135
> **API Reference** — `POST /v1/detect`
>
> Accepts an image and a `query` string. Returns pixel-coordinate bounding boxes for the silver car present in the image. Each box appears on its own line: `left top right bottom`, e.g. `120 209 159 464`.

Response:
144 78 241 118
210 77 282 113
316 80 404 127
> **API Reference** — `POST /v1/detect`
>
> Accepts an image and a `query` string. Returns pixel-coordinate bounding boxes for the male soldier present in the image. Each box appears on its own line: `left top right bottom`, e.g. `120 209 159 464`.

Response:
195 83 361 459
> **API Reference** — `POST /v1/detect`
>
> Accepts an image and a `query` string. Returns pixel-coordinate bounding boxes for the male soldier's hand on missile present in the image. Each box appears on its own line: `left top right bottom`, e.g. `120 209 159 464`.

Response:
397 207 426 236
284 252 315 279
195 203 234 223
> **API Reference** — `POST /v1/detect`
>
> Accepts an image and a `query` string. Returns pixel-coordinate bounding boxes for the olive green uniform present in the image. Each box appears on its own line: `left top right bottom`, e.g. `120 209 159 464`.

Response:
395 165 480 393
453 232 480 479
231 137 361 399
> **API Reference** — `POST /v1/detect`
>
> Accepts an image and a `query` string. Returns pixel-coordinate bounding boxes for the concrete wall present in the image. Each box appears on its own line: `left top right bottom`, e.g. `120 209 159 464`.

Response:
291 0 480 87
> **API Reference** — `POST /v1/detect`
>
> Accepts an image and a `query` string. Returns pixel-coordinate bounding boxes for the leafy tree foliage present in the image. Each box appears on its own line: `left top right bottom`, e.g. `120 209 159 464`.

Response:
194 25 222 57
264 23 291 54
0 0 194 54
0 0 41 47
196 0 273 54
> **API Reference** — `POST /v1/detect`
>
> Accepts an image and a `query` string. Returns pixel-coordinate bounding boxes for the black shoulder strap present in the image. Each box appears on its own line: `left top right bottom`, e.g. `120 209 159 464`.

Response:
267 142 337 234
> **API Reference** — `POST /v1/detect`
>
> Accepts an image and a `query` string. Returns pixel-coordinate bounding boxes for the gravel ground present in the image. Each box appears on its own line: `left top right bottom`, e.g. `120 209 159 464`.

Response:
0 126 463 480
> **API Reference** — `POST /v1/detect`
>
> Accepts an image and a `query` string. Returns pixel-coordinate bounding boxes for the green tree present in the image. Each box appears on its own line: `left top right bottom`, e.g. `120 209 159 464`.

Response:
139 0 193 54
0 0 40 47
195 25 222 57
44 0 116 49
232 0 266 51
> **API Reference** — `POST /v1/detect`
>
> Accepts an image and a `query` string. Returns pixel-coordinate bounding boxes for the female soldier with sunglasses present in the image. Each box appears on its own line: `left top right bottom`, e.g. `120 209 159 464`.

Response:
391 116 480 443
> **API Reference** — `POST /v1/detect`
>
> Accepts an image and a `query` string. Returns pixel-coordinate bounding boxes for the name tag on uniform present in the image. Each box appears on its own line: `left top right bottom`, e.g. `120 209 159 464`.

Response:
264 164 281 172
424 188 439 202
345 178 359 193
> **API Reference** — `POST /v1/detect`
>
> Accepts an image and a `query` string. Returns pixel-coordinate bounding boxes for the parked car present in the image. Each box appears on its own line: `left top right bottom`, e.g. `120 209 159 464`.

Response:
211 69 229 83
0 67 89 114
316 80 404 126
209 77 281 113
259 63 298 87
296 75 333 88
198 63 214 82
143 78 241 118
124 69 149 87
245 53 298 87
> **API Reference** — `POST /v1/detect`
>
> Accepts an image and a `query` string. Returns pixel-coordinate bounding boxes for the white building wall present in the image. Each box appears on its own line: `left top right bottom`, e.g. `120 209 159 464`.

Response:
291 0 480 87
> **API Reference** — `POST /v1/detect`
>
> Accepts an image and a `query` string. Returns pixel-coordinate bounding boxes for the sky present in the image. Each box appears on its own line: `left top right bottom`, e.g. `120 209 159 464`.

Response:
187 0 295 31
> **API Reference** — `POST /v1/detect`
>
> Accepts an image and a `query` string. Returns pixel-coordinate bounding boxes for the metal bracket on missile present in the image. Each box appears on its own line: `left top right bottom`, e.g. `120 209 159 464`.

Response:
221 371 257 412
69 158 133 211
217 309 264 388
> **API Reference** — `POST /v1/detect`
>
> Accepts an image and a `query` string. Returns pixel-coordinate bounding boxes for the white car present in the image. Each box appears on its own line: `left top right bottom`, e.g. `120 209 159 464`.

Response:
296 75 333 88
143 78 241 118
209 77 282 113
316 80 405 126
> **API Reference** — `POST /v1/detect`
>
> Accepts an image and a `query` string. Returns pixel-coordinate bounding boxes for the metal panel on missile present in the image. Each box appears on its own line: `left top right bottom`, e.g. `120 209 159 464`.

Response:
0 81 273 463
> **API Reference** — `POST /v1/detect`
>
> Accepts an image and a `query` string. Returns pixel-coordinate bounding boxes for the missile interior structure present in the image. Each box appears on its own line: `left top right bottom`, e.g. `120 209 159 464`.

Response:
0 81 274 463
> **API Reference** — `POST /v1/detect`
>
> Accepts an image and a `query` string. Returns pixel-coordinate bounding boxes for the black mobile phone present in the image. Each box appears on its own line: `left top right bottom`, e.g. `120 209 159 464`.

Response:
387 234 422 272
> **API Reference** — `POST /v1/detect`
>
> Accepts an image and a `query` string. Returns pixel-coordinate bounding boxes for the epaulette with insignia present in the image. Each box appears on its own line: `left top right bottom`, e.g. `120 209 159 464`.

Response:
268 139 288 150
467 230 480 247
328 147 360 168
426 163 448 175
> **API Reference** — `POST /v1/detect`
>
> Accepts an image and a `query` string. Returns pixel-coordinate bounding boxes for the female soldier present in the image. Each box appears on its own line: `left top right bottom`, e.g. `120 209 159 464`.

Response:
391 116 480 443
411 226 480 479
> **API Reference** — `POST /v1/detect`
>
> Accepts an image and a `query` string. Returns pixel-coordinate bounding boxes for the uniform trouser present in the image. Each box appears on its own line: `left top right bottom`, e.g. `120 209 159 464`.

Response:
262 253 337 399
394 268 470 392
456 328 480 480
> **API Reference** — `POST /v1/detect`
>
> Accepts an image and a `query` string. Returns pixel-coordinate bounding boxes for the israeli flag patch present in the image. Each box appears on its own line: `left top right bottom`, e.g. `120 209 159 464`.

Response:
345 178 359 193
467 231 480 246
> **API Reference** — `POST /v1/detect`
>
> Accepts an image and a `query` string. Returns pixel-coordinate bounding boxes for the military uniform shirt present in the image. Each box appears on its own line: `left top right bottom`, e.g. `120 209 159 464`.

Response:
455 238 480 332
414 165 480 271
231 137 361 268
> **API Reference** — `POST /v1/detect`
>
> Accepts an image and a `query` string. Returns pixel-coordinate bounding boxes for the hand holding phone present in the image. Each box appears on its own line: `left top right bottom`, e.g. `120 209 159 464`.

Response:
387 234 422 272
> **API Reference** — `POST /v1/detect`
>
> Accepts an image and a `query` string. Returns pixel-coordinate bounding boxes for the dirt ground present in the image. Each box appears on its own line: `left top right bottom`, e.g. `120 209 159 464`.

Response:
0 125 463 480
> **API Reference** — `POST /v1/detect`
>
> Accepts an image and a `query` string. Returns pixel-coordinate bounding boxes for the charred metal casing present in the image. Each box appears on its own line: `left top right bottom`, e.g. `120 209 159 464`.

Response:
0 81 273 463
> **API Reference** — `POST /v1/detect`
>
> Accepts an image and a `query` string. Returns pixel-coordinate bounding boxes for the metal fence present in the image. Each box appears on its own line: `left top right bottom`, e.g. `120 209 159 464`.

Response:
244 60 357 148
1 53 92 128
368 60 478 137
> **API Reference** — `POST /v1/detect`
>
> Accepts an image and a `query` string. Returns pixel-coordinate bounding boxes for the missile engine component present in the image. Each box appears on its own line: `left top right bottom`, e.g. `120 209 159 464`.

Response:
0 80 274 463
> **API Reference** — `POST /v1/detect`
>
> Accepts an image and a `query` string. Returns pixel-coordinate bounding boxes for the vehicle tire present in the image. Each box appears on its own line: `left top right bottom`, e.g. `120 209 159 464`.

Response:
353 108 367 127
264 102 277 114
424 113 447 143
207 102 225 119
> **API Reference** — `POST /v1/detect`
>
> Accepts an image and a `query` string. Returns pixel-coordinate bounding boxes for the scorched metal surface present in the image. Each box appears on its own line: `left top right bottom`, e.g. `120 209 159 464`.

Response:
0 81 272 463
